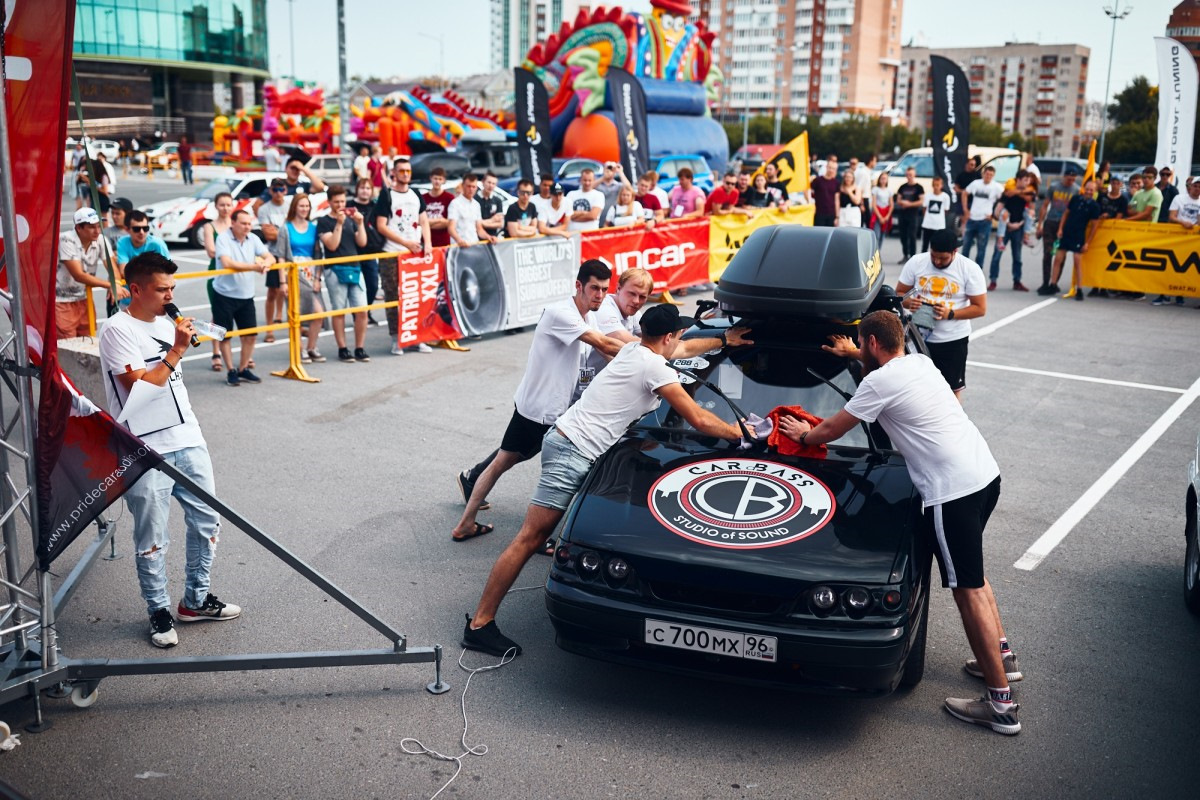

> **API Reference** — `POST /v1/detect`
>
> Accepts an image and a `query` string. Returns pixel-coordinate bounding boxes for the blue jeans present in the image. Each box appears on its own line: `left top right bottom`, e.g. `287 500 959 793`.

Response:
360 258 380 310
123 445 220 615
181 160 193 184
988 226 1024 282
962 218 991 266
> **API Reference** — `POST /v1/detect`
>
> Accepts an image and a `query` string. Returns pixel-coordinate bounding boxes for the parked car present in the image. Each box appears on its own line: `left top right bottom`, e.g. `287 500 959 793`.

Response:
1033 158 1088 179
1186 432 1200 616
409 152 471 182
304 152 357 185
66 136 120 162
652 154 715 194
730 144 783 174
887 146 1024 198
498 157 602 195
142 142 180 169
547 225 936 695
460 142 520 179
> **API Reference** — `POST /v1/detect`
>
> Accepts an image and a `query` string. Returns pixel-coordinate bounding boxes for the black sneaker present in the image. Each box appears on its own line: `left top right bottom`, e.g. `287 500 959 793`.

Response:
353 347 370 362
462 615 521 657
1036 284 1059 296
149 607 178 648
237 368 262 384
226 369 240 387
366 313 380 326
176 593 242 623
338 347 355 362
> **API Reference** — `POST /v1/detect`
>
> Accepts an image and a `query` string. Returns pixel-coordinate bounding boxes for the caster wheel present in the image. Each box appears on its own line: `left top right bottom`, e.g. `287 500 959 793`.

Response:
70 685 99 708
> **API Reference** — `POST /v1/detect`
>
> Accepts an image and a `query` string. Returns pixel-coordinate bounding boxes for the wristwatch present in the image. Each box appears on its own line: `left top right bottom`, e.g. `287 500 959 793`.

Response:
947 308 956 320
717 331 728 347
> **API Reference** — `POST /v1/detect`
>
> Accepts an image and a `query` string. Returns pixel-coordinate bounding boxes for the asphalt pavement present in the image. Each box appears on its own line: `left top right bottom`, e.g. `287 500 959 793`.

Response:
3 173 1199 798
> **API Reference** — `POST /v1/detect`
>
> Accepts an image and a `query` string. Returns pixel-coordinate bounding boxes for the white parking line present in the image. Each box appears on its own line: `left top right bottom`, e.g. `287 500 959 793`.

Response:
1014 372 1200 571
967 361 1187 395
172 255 209 265
969 297 1057 340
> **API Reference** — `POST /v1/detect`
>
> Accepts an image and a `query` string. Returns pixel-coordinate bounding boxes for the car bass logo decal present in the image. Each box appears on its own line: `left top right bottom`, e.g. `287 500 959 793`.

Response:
649 458 836 549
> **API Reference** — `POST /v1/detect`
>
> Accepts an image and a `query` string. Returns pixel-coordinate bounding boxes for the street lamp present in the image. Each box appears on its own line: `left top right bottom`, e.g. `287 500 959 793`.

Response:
1098 2 1132 163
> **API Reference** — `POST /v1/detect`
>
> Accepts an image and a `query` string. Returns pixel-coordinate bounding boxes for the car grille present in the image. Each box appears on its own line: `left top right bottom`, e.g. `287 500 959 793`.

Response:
648 579 789 615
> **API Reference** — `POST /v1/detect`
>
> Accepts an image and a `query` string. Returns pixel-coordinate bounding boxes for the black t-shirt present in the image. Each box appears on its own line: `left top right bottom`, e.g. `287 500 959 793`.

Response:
1061 195 1101 240
1158 184 1179 223
1098 193 1128 219
954 169 980 193
767 180 789 198
999 192 1027 222
505 201 539 228
477 193 504 227
316 215 360 259
741 188 772 208
895 183 925 216
350 199 385 253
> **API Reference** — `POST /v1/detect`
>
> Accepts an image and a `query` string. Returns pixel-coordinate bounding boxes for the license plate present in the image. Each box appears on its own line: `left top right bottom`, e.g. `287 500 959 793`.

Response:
643 619 777 663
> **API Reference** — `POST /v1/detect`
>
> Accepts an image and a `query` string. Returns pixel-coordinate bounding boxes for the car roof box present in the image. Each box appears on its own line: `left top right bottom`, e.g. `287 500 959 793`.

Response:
715 226 883 321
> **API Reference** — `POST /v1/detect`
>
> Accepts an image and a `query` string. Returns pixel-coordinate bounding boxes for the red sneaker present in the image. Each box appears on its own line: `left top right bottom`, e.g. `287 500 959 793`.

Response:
1013 282 1030 292
987 281 997 291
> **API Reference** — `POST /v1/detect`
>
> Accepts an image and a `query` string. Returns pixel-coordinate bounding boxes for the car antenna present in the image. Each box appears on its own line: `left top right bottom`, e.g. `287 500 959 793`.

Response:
805 367 880 456
668 363 755 444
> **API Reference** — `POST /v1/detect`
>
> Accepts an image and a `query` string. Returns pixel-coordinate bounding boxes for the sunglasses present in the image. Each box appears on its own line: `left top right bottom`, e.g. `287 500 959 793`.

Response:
271 186 287 192
724 182 736 188
518 189 532 195
130 225 149 232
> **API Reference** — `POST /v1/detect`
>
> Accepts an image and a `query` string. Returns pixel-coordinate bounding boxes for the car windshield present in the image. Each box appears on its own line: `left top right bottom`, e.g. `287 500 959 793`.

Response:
639 327 873 449
196 179 239 200
890 153 934 178
657 160 680 178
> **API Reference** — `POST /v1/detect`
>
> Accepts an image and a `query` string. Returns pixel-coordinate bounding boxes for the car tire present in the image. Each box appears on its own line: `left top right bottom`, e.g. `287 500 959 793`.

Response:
187 223 205 250
898 587 929 689
1185 489 1200 616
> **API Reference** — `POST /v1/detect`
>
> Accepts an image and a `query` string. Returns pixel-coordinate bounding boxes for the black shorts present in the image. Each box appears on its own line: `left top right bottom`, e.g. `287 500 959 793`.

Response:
1059 235 1085 253
925 336 969 391
925 476 1001 590
211 291 257 334
265 267 282 288
500 408 551 460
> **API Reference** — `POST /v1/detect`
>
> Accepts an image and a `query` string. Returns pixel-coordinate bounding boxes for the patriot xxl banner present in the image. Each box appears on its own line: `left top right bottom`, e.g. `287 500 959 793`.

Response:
1080 219 1200 298
930 56 969 191
514 67 553 183
1154 37 1197 185
580 219 709 292
1 1 161 568
396 250 463 347
607 67 651 182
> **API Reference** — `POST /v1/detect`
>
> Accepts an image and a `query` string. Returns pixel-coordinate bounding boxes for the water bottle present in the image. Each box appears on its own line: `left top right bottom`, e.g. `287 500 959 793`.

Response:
191 319 227 341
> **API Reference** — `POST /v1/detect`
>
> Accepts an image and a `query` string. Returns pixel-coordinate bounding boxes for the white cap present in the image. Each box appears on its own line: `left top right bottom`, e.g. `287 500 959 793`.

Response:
73 207 100 225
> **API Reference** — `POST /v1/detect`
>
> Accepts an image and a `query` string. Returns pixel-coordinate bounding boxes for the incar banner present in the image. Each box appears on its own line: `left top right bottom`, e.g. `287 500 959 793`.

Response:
580 219 709 293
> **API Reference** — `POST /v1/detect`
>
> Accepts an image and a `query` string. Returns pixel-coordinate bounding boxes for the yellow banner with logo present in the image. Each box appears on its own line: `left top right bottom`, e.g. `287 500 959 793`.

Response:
709 205 815 282
1080 219 1200 296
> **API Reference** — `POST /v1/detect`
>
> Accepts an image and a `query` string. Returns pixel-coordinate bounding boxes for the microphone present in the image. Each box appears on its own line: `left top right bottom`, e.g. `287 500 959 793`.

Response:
163 302 201 348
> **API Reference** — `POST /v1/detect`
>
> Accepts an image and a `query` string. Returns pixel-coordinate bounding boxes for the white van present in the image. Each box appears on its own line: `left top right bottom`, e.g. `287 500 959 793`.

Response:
887 145 1026 198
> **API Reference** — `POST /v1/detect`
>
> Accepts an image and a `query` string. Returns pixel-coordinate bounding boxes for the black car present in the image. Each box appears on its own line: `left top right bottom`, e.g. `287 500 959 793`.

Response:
545 226 935 695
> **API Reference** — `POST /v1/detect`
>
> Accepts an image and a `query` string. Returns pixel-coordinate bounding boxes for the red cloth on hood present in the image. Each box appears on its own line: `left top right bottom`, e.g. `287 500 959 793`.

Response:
767 405 827 459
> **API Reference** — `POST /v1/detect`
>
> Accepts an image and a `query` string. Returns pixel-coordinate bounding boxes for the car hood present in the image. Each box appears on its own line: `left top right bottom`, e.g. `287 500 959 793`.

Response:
140 197 199 218
562 434 919 585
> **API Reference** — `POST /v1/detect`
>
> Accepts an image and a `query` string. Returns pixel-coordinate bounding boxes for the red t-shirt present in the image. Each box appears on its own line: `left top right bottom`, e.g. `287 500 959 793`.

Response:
422 191 453 248
636 192 662 220
706 186 740 214
367 158 384 188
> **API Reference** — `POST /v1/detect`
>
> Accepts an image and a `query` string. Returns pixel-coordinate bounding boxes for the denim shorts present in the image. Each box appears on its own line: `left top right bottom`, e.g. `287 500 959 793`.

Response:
530 429 594 511
325 275 365 310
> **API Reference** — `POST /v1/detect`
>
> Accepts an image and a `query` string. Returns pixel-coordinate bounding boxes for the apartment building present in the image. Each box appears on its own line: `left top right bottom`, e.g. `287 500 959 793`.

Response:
1167 0 1200 70
490 0 589 71
897 43 1090 158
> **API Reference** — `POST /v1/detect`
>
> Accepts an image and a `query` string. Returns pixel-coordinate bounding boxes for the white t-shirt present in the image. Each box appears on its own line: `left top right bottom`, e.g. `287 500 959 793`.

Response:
353 154 370 180
898 252 987 343
605 201 644 227
844 354 999 507
513 300 597 424
564 188 606 231
448 195 482 245
531 194 553 218
1024 162 1041 181
584 293 641 379
556 342 679 461
922 191 953 231
539 201 569 228
855 165 872 198
1169 193 1200 227
57 230 107 301
964 180 1004 221
375 187 426 253
871 186 891 211
98 311 206 455
652 186 670 209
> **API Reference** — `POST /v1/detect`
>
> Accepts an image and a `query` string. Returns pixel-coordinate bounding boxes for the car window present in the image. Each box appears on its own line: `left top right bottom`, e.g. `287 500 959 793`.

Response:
987 155 1020 183
1035 159 1063 176
495 149 516 167
238 179 266 199
692 159 709 175
890 154 934 179
658 160 680 179
470 152 490 168
197 179 239 200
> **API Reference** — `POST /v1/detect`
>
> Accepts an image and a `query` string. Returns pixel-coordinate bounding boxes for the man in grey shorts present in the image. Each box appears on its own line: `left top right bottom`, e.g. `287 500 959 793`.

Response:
461 304 753 657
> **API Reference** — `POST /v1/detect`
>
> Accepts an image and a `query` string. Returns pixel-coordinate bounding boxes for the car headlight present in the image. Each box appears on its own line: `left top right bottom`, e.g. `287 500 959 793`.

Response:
843 587 872 616
605 557 629 581
579 551 602 575
810 585 837 612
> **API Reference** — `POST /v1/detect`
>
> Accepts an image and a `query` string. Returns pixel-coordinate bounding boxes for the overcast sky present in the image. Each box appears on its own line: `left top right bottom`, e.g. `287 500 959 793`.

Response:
266 0 1169 103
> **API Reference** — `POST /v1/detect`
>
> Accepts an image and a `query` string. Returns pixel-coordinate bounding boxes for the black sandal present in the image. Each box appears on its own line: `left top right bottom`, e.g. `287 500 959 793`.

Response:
452 523 494 542
538 539 556 557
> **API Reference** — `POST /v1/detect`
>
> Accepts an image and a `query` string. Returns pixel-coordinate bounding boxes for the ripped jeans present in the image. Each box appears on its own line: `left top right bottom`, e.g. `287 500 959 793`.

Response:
123 445 220 615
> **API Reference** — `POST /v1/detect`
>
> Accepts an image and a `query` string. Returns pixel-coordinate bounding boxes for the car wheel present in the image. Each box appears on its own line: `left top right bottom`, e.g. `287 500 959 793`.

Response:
187 223 205 250
1185 490 1200 616
898 588 929 689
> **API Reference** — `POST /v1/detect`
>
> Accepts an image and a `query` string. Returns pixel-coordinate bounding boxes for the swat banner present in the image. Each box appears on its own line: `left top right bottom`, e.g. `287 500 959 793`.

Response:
607 67 651 181
514 67 553 182
395 251 464 347
708 206 815 282
579 219 710 292
930 55 969 192
1080 219 1200 297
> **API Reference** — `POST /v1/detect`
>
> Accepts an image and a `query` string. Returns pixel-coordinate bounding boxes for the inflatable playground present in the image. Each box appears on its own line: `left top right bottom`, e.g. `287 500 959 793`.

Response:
214 1 726 171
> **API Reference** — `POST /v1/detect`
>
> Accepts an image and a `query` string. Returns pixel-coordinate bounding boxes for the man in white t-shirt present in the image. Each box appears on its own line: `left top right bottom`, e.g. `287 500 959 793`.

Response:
896 229 988 400
779 310 1019 736
447 173 492 246
98 252 242 649
537 182 571 237
564 168 605 231
462 303 751 658
531 173 555 218
451 260 626 544
920 175 953 252
373 158 433 353
1168 177 1200 229
960 165 1003 267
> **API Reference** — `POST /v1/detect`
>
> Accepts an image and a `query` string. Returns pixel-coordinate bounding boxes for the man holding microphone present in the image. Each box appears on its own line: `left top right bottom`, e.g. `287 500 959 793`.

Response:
98 252 241 648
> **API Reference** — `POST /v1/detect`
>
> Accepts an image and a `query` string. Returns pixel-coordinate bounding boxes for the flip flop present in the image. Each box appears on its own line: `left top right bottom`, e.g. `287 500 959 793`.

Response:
452 523 494 542
211 356 222 372
538 539 556 557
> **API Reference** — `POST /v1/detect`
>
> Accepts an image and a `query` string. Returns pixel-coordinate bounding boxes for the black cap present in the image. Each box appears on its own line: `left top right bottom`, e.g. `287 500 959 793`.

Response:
641 303 695 336
110 197 134 212
929 229 960 253
551 182 564 194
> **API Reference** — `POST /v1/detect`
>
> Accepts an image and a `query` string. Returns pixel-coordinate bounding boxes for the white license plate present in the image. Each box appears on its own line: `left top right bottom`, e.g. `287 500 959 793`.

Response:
643 619 777 663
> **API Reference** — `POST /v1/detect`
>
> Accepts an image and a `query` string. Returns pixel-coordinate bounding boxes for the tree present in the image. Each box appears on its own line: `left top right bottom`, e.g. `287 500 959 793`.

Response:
1104 119 1158 165
970 115 1007 147
1108 76 1157 126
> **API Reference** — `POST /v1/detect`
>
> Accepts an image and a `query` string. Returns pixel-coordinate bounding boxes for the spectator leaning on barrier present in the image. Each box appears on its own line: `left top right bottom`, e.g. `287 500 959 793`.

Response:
1154 175 1200 308
635 174 665 222
452 260 626 548
895 228 988 401
1048 179 1102 301
894 167 925 263
1157 167 1179 223
538 181 570 237
117 210 170 280
276 193 327 363
1034 170 1079 295
423 167 454 250
667 167 706 219
477 172 506 240
644 169 670 210
742 172 783 211
318 185 371 362
98 252 242 649
505 178 542 238
764 160 789 200
532 173 555 218
449 173 492 245
706 172 740 215
960 165 1002 268
213 209 275 385
256 177 291 342
56 207 126 339
811 157 840 227
1099 175 1128 220
351 178 385 326
605 184 645 228
375 158 433 355
565 168 605 231
988 170 1032 292
920 175 950 253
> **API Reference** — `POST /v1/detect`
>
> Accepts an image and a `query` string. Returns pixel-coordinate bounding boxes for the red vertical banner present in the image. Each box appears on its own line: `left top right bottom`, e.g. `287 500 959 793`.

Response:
395 249 463 347
579 219 709 292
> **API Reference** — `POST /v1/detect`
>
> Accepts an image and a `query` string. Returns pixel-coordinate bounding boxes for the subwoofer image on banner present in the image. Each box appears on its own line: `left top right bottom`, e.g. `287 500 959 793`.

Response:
445 245 508 336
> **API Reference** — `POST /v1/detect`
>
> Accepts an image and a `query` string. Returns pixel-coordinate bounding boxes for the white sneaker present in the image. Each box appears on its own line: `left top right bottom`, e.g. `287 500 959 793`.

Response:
149 608 178 648
176 593 241 623
964 651 1023 681
411 343 433 354
390 343 404 355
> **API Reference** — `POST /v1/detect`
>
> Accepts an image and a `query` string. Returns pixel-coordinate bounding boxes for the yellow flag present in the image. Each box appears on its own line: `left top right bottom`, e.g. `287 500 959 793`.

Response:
751 131 811 194
1082 139 1097 186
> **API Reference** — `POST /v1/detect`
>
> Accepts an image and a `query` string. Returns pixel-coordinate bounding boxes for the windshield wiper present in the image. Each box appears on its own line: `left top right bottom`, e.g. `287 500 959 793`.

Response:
668 363 755 444
805 367 880 456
